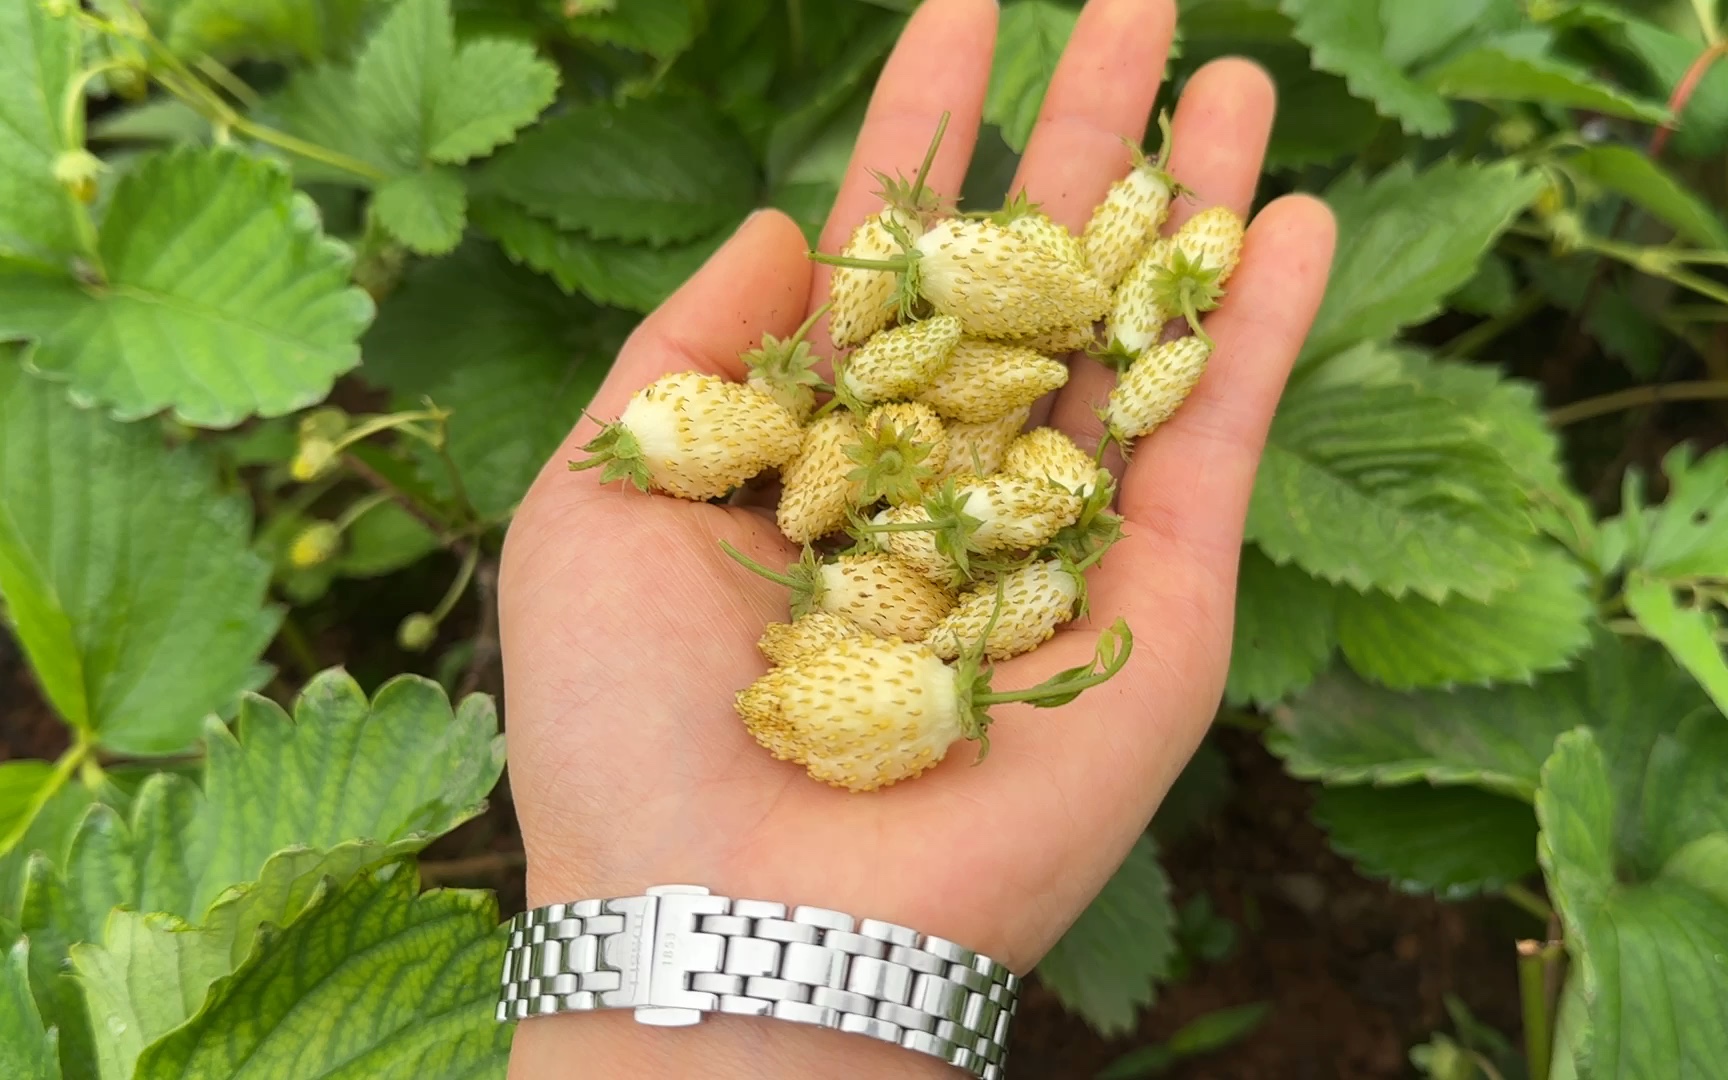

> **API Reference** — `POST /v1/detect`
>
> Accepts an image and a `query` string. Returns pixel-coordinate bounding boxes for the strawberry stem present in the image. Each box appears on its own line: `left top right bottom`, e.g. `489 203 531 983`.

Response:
974 619 1134 706
719 540 801 589
809 252 914 272
911 112 950 207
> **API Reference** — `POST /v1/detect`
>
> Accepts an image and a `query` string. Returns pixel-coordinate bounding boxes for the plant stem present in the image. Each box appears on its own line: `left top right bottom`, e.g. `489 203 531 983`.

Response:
333 491 393 532
0 737 91 852
719 540 801 588
1548 380 1728 426
340 452 469 554
1517 940 1562 1080
1693 0 1723 46
1441 288 1546 359
429 543 481 624
807 252 909 272
1504 882 1554 922
194 54 261 110
275 612 322 681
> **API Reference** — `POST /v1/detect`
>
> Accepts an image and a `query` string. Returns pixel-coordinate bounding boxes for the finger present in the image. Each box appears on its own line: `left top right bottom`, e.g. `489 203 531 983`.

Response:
1120 195 1338 570
545 209 812 468
1009 0 1176 233
1043 57 1277 442
808 0 998 350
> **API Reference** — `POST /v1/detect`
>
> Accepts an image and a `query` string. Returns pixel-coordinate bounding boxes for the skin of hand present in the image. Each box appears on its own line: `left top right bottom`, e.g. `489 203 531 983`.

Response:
499 0 1335 1074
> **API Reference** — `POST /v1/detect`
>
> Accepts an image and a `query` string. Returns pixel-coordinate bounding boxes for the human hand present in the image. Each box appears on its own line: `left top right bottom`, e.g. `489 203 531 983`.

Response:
500 0 1335 1074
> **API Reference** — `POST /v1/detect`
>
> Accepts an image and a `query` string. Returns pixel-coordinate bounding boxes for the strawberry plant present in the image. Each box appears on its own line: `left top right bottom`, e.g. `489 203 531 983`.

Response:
1 0 1727 1076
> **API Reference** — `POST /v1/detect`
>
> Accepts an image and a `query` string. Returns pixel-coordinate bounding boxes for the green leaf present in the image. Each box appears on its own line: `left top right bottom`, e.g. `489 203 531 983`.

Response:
272 0 557 252
1312 784 1538 898
0 147 375 427
71 911 230 1080
1631 709 1728 874
0 363 279 753
985 0 1078 152
1246 378 1536 602
1607 444 1728 580
1425 47 1671 122
1563 144 1728 248
373 167 467 255
471 197 723 313
0 765 93 922
0 937 57 1080
361 241 621 519
1335 544 1594 689
1380 0 1519 68
35 670 502 929
1524 254 1667 379
1449 252 1517 316
1037 834 1175 1036
1624 574 1728 718
1280 0 1453 136
1387 350 1566 494
133 865 511 1080
332 502 441 578
564 0 706 59
1271 632 1708 799
1610 16 1728 159
0 0 83 269
1095 1002 1270 1079
1225 545 1337 706
1537 730 1728 1079
162 0 387 64
1301 160 1544 363
478 98 758 245
18 854 95 1080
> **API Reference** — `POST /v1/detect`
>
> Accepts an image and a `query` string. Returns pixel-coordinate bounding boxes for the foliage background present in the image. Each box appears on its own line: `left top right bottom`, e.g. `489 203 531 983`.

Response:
3 0 1728 1076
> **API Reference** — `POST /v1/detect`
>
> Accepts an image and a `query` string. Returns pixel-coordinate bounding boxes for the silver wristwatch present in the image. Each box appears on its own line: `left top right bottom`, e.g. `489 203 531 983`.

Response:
496 884 1020 1078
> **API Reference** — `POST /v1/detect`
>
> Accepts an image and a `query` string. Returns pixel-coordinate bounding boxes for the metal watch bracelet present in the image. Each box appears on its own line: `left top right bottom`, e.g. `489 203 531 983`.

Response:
496 885 1020 1079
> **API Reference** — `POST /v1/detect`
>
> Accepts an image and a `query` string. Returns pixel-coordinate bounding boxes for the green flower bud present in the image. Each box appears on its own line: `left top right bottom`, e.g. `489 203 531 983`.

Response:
288 522 341 568
397 613 438 652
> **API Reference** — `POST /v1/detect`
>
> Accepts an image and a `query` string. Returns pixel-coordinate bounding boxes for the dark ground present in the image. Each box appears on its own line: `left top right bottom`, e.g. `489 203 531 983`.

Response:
3 631 1529 1079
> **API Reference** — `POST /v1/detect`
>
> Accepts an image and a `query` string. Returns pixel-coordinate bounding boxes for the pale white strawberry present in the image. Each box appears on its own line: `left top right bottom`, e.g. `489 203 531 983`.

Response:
1104 334 1214 441
998 195 1087 269
852 402 949 505
838 315 962 405
937 407 1029 481
758 612 866 667
917 339 1069 423
572 371 802 500
829 209 921 348
926 559 1082 661
778 412 862 543
1149 207 1247 348
1107 236 1173 356
724 543 955 642
915 218 1111 338
1082 124 1179 288
735 617 1136 791
1003 427 1102 497
735 637 964 790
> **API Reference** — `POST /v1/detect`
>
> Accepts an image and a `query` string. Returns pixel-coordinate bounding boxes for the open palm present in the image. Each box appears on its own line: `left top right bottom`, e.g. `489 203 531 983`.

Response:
501 0 1333 1073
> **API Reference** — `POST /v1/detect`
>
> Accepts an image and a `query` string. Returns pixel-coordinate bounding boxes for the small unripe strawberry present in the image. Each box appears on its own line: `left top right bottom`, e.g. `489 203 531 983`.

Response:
917 339 1069 423
829 209 921 348
1002 427 1101 497
778 412 862 543
937 407 1029 481
1082 123 1179 288
1104 335 1214 442
736 617 1135 791
758 612 866 667
1107 237 1173 356
837 315 961 404
926 559 1082 661
572 372 802 501
724 544 955 642
288 521 341 568
743 307 827 422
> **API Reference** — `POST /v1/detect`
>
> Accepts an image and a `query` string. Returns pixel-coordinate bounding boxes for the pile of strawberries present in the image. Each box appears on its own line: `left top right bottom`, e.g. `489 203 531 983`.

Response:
575 120 1242 793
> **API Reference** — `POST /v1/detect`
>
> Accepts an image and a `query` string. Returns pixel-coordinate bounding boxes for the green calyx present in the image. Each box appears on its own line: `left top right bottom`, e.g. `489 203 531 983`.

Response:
1127 112 1184 190
872 111 951 222
720 541 826 617
743 303 829 414
1149 249 1224 349
954 608 1136 757
844 417 936 506
850 479 983 586
569 421 651 492
1044 472 1125 573
986 189 1042 226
